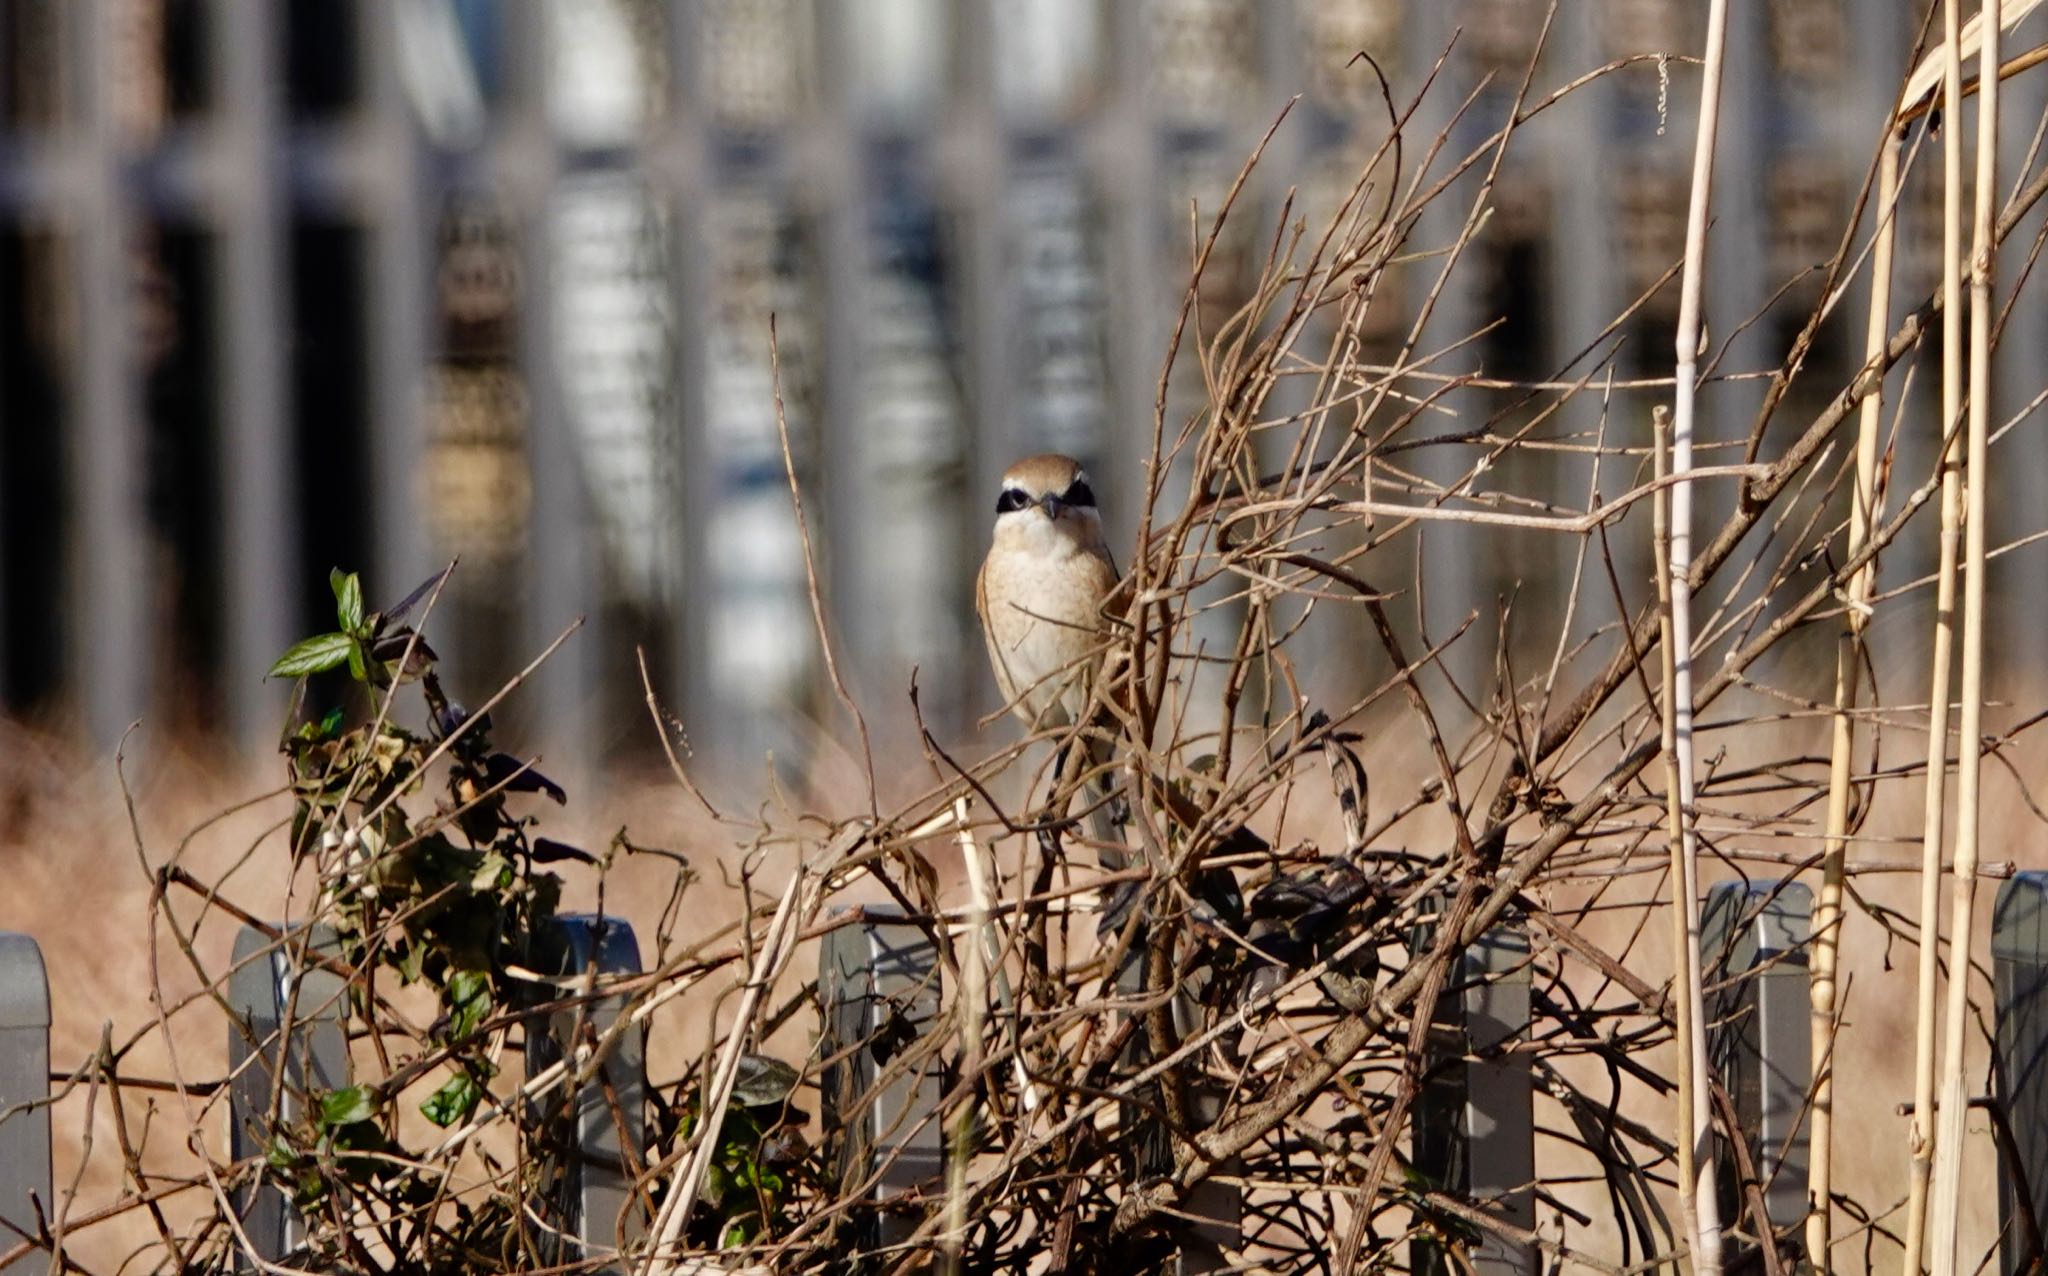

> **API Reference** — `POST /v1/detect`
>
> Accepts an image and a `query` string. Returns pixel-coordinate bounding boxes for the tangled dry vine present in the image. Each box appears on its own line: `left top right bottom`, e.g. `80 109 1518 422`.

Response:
27 12 2048 1274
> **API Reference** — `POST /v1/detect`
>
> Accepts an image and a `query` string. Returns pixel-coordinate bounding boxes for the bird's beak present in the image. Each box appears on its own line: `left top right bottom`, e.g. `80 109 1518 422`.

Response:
1039 494 1065 520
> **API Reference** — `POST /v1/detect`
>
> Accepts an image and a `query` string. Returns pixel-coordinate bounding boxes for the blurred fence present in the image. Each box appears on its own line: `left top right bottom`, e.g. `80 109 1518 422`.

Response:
2 0 2038 776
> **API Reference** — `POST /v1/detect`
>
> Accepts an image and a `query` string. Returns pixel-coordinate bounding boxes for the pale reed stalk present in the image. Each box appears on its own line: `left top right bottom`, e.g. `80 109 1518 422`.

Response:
1667 2 1731 1270
1651 406 1698 1265
1811 127 1897 1275
1929 2 1999 1271
1905 4 1970 1265
643 868 808 1274
944 798 988 1273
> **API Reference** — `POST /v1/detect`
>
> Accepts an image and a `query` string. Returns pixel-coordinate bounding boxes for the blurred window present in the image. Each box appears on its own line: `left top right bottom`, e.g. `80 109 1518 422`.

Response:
1008 167 1111 462
545 0 667 149
1483 175 1551 386
550 176 681 609
0 224 69 712
1150 0 1257 132
701 0 815 134
1769 0 1845 91
993 0 1104 125
286 0 358 120
289 220 372 649
845 0 951 131
1298 0 1402 122
1 1 66 129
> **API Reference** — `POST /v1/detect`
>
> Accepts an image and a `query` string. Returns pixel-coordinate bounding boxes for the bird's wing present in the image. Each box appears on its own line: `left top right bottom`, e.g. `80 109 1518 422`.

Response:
974 551 1022 713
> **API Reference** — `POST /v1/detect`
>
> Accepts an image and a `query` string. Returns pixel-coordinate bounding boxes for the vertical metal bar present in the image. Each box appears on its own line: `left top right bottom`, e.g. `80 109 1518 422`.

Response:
1094 0 1158 547
1397 0 1486 699
1993 60 2048 655
0 933 50 1271
227 923 349 1267
1550 2 1622 646
1700 0 1769 529
70 0 151 744
505 3 598 781
1463 927 1535 1273
952 0 1009 500
525 915 646 1267
214 0 294 748
817 904 944 1252
663 0 712 749
809 0 872 697
1994 872 2048 1276
1414 919 1536 1276
1702 879 1813 1236
361 1 434 613
951 0 1012 720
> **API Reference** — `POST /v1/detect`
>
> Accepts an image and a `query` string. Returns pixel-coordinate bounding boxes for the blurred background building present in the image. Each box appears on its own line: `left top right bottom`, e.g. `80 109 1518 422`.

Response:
0 1 2034 784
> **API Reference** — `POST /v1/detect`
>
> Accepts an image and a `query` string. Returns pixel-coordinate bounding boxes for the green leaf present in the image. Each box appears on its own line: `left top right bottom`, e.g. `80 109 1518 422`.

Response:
295 705 347 743
420 1072 483 1128
445 969 492 1042
266 1134 299 1172
268 632 354 679
318 1084 378 1128
468 850 510 893
328 1118 388 1156
331 568 364 633
347 638 368 683
730 1055 801 1110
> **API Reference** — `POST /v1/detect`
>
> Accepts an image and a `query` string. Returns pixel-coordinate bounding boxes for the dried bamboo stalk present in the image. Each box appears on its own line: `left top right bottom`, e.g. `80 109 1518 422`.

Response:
644 868 808 1274
1904 3 1971 1264
1811 126 1899 1274
1651 406 1698 1264
943 798 985 1273
1667 3 1732 1270
1929 4 2000 1273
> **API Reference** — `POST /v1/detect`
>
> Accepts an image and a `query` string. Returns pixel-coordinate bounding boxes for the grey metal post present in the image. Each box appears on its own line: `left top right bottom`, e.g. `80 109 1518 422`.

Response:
70 0 151 745
1114 916 1239 1272
227 924 348 1266
0 933 49 1269
817 905 944 1251
213 0 295 749
361 2 434 635
1701 880 1812 1236
524 915 646 1268
1413 922 1536 1276
1993 872 2048 1276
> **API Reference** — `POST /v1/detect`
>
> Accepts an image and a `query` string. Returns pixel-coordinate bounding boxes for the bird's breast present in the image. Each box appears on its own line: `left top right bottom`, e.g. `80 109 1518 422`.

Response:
980 541 1115 724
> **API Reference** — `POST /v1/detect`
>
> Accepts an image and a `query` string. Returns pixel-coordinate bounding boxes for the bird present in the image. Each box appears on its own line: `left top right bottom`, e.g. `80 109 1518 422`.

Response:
976 453 1270 880
974 453 1120 735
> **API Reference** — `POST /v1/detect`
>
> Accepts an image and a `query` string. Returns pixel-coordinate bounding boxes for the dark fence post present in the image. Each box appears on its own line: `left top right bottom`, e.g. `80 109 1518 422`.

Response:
817 904 944 1251
1994 871 2048 1276
1413 921 1536 1276
227 923 348 1266
1702 880 1812 1239
0 933 48 1270
523 914 647 1268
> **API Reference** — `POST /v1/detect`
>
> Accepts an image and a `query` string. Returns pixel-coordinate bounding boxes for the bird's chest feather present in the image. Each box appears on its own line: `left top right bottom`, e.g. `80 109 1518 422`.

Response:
981 533 1113 708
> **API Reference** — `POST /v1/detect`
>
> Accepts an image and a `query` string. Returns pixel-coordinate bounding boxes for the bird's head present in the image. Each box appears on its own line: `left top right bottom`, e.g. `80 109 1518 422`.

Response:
992 453 1103 550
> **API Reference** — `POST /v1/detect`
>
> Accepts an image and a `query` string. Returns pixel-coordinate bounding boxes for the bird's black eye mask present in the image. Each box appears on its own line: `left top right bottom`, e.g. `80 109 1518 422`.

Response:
995 476 1096 514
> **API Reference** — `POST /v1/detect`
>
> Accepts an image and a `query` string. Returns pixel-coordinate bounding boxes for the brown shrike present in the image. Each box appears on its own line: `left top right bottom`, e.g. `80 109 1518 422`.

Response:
976 454 1267 858
975 453 1119 733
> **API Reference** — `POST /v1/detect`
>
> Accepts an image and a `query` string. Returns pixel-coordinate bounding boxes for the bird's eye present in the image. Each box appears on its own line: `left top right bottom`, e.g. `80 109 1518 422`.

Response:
996 488 1030 514
1064 479 1096 508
